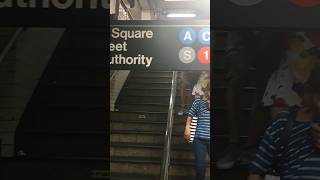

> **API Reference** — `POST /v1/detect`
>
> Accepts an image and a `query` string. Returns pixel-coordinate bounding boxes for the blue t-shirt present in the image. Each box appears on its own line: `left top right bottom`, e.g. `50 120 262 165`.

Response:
250 111 320 179
188 98 210 140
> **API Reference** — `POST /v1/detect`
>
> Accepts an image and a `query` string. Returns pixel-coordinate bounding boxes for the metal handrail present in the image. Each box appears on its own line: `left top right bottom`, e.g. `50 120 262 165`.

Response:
110 70 117 80
0 28 24 64
160 71 178 180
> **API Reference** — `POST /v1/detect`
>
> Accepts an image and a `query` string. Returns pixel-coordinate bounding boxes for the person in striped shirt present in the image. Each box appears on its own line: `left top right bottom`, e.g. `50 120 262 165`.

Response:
248 66 320 180
184 82 210 180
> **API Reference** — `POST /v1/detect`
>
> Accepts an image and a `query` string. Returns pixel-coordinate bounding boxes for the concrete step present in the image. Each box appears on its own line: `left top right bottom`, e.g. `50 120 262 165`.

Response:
110 111 168 122
124 82 180 89
169 160 210 178
116 103 179 112
110 142 197 161
127 77 172 84
110 142 164 159
111 120 167 132
110 173 206 180
110 130 186 145
109 173 158 180
130 71 173 78
110 156 161 176
116 95 183 105
110 120 185 133
110 156 210 177
120 89 172 96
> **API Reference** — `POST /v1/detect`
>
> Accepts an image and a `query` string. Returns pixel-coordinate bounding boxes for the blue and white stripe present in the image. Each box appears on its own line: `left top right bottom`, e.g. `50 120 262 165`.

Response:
188 98 210 139
250 111 320 179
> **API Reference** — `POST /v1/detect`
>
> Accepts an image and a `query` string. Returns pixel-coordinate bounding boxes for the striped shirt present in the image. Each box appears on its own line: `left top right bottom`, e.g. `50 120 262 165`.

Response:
188 98 210 139
250 111 320 179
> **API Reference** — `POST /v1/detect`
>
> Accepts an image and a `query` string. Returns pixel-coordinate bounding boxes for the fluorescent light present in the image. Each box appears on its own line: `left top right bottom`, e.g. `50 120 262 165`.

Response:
164 0 195 1
167 13 196 18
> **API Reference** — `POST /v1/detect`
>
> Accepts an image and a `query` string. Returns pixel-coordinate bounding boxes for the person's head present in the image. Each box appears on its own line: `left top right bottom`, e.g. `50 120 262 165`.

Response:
302 65 320 114
200 70 209 79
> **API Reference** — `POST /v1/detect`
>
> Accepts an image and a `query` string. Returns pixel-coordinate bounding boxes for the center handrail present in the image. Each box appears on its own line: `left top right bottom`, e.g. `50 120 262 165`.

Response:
160 71 178 180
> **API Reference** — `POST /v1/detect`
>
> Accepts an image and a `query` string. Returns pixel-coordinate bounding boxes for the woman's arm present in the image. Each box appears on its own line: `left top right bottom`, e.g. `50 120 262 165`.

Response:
247 174 264 180
184 116 192 141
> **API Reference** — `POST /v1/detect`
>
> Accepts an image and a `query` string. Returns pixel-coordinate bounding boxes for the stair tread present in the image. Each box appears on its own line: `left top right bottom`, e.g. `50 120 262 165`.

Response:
119 94 173 97
112 110 168 114
111 142 192 150
110 156 161 163
111 119 185 124
129 76 172 79
110 156 208 166
110 173 196 180
124 87 175 90
126 82 173 84
111 119 167 124
111 130 165 135
111 130 185 136
109 173 158 180
130 75 173 78
111 111 168 114
117 103 171 106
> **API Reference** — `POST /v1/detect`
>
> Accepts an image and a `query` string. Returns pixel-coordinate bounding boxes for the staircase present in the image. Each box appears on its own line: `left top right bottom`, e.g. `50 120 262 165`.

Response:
0 28 108 180
110 71 172 179
110 70 210 180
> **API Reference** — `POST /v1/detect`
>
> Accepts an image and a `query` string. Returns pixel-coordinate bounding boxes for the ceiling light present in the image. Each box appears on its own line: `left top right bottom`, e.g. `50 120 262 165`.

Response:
164 0 195 1
167 13 196 18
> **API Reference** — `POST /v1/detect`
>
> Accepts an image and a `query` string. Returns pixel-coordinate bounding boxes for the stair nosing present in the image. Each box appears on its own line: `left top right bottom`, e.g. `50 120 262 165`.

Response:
116 103 171 106
112 111 168 114
110 119 166 124
110 142 192 150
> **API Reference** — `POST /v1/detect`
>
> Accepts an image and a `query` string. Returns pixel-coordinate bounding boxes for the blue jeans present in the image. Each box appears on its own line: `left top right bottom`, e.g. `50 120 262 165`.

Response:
192 137 210 180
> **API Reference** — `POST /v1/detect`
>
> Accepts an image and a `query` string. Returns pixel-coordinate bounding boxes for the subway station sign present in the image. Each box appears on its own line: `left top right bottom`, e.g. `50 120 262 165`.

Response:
0 0 108 27
110 20 210 70
213 0 320 29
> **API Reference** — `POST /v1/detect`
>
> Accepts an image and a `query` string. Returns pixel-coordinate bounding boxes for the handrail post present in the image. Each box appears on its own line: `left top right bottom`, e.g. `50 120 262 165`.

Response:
160 71 178 180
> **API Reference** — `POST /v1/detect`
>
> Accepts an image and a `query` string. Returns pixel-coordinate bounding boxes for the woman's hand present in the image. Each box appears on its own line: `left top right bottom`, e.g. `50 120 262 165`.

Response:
311 122 320 150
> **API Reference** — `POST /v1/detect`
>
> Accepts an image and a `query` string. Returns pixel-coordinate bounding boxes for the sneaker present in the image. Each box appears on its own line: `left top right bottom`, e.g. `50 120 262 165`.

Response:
216 143 242 169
